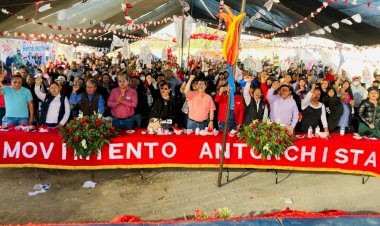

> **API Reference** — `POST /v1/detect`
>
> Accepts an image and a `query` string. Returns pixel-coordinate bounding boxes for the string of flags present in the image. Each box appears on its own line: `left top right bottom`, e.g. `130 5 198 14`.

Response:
0 8 173 39
0 31 82 46
254 0 376 39
259 1 331 39
121 1 134 23
310 13 362 36
244 0 280 28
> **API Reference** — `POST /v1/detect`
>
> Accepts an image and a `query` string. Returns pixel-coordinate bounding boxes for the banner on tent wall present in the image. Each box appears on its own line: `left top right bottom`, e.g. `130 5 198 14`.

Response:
0 39 54 68
0 130 378 178
174 15 194 48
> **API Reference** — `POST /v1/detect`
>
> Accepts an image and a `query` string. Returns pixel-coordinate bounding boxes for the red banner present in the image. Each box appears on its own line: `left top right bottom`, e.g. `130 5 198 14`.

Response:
0 130 378 177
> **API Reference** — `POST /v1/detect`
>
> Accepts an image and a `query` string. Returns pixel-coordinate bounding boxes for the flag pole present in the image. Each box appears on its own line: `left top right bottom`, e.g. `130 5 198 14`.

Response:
217 0 246 187
180 11 185 68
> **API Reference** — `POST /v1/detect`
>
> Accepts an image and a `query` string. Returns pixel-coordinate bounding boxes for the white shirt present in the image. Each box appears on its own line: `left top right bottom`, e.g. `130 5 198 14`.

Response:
301 91 328 129
35 85 70 125
243 83 269 119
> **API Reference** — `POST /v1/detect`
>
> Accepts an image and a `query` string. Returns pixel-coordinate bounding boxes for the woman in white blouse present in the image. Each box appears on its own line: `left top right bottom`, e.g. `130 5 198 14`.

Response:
34 77 70 128
300 83 329 133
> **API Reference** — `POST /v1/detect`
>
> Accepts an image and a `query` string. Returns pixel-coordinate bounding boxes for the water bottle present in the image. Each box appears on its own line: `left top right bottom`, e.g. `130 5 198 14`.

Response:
340 127 345 136
307 126 313 138
315 126 320 137
2 117 7 129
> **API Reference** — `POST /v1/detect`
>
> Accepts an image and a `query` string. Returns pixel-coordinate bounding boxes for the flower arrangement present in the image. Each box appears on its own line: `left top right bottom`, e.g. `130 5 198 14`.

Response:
238 118 294 159
60 112 119 158
191 207 232 220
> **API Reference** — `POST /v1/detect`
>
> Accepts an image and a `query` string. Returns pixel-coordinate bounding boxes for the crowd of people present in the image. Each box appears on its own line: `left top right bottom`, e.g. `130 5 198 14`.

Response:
0 51 380 138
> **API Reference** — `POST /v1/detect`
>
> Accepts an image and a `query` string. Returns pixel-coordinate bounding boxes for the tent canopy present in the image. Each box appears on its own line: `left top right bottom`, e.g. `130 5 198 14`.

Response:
0 0 379 47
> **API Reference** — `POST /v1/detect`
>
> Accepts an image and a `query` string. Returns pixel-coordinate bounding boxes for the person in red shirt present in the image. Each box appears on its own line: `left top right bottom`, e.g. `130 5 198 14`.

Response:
214 85 244 130
325 68 336 82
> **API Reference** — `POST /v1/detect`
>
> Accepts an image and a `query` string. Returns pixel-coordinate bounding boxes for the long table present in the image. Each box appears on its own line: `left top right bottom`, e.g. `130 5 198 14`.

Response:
0 129 379 178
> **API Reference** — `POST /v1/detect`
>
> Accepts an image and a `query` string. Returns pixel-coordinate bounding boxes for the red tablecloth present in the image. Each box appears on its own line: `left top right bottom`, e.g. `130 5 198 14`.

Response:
0 129 379 178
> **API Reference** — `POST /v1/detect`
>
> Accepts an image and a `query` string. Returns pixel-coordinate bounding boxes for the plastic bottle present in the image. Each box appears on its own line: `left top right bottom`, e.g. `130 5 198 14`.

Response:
2 117 7 129
340 127 345 136
308 126 313 138
315 126 320 137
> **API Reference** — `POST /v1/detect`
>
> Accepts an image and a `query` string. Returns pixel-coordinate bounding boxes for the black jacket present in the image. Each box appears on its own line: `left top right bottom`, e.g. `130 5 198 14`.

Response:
149 95 176 124
323 95 354 131
358 100 380 126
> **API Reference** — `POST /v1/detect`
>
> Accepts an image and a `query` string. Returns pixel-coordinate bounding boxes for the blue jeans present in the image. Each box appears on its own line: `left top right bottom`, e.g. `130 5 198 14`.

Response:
131 114 141 129
0 108 5 125
218 110 236 130
6 117 29 126
187 118 208 130
112 117 134 129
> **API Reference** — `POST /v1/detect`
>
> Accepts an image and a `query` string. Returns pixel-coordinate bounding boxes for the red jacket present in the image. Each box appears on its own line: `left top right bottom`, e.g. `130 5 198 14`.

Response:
260 81 269 102
325 73 335 82
215 94 244 125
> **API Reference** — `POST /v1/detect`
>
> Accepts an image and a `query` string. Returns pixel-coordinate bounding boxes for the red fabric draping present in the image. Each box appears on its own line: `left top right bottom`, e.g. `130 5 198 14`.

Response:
0 129 379 178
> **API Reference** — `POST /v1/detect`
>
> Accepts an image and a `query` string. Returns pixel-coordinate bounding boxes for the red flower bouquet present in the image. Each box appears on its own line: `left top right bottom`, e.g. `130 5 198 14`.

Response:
238 118 294 159
60 112 119 157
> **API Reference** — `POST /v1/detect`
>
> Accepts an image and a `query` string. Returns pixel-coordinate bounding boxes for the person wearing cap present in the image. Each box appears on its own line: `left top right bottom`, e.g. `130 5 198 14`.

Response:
185 75 216 130
55 75 71 98
267 83 299 134
358 87 380 138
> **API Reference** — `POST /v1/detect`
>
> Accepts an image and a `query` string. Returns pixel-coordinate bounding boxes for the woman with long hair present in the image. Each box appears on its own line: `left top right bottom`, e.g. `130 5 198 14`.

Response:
358 87 380 137
34 77 70 128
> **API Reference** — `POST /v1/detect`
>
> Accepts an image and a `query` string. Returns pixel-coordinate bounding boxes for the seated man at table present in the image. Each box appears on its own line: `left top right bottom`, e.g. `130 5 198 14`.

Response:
0 74 34 126
107 75 138 129
69 79 105 116
324 88 355 133
267 83 299 134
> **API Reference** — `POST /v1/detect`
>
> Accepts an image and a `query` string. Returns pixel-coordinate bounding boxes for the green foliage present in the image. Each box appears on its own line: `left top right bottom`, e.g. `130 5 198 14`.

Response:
60 113 119 158
238 118 295 159
218 207 232 219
